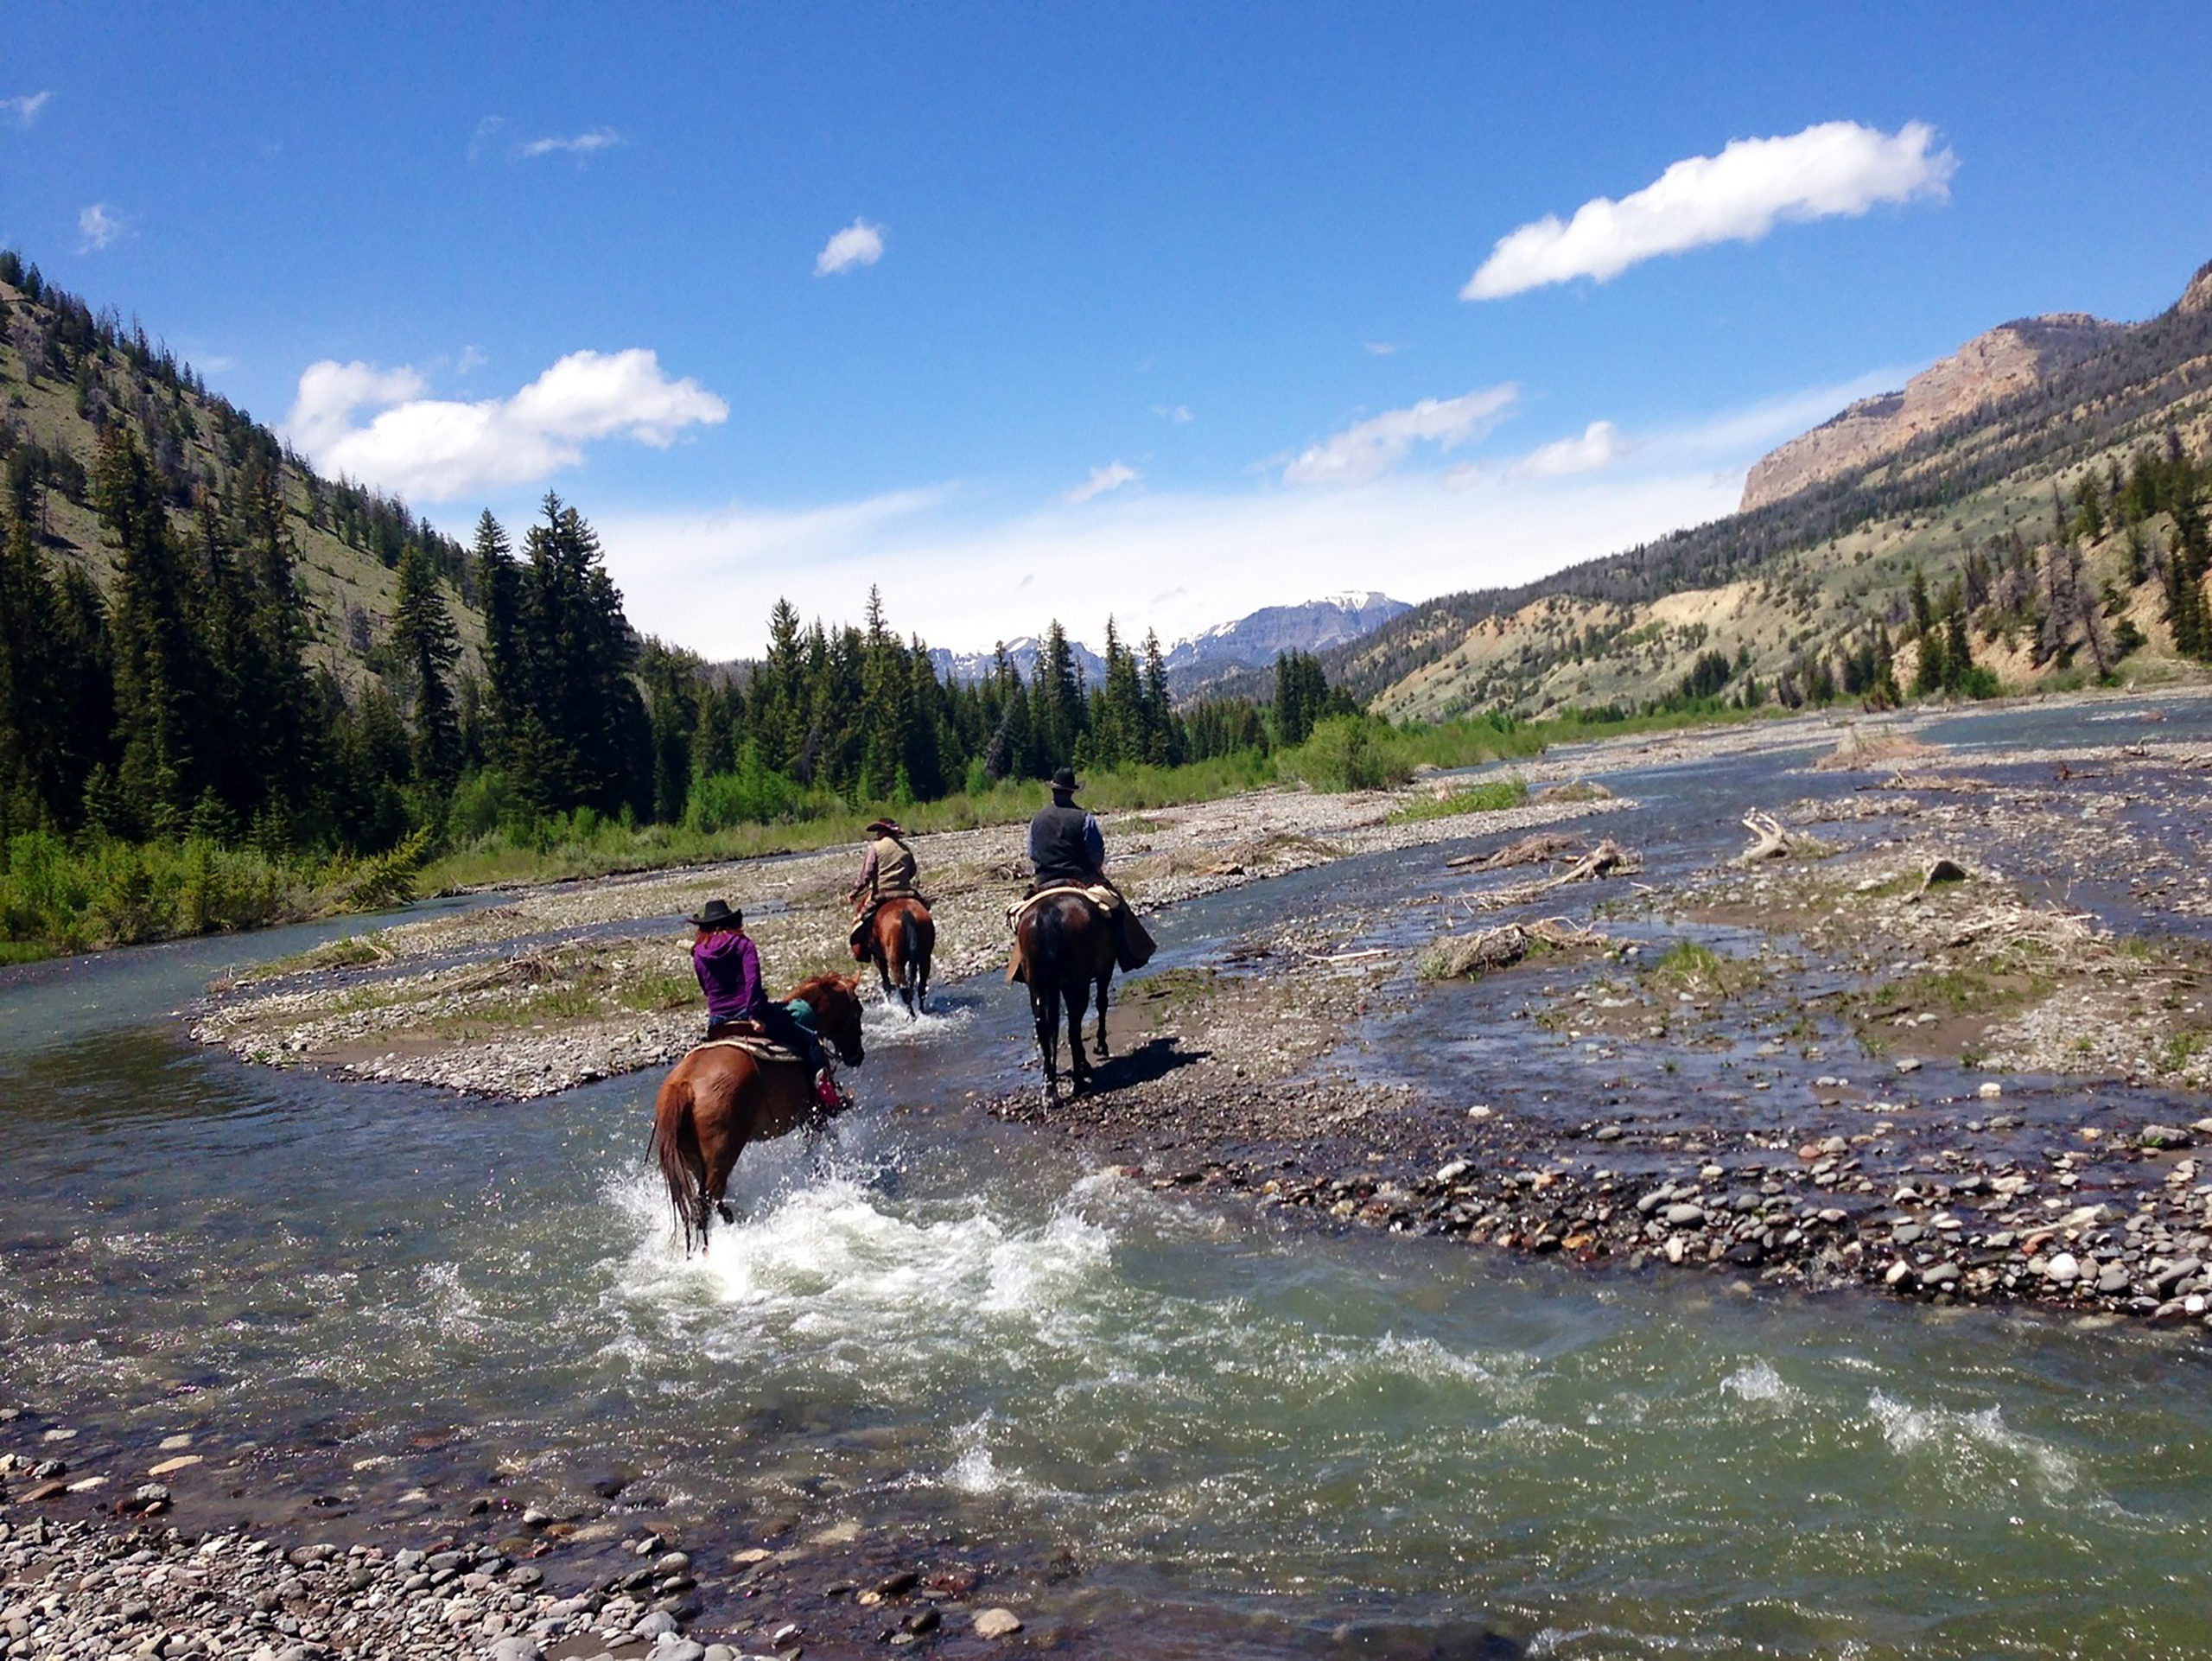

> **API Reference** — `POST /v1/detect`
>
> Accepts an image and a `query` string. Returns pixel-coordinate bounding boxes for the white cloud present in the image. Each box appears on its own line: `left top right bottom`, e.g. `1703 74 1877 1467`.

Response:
283 348 728 501
1463 120 1957 300
1363 340 1402 356
517 128 622 160
1067 461 1140 504
467 115 506 164
593 372 1901 659
1509 419 1624 480
76 202 128 252
3 92 52 127
1285 385 1517 486
454 345 489 374
1153 404 1195 424
816 219 886 276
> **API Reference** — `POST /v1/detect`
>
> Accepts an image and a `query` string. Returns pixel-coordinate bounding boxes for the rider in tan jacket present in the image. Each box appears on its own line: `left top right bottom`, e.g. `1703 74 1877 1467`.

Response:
849 818 921 954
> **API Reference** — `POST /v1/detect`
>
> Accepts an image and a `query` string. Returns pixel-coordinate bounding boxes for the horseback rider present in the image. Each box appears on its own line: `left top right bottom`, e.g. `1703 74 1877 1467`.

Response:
690 900 844 1112
848 817 922 957
1025 767 1155 970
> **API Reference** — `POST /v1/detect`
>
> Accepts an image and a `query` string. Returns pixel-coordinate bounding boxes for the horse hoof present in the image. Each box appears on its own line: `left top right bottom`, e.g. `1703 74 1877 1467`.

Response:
715 1200 736 1224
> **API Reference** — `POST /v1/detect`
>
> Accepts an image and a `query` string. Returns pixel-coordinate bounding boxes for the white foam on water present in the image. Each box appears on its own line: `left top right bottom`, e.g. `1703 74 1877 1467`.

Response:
857 997 975 1049
945 1414 1001 1494
604 1167 1116 1376
416 1260 486 1340
1719 1359 1799 1407
1867 1389 2082 1492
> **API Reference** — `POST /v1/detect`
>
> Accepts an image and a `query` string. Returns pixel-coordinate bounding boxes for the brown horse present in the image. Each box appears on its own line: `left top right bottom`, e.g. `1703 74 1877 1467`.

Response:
861 894 936 1016
650 973 868 1253
1014 891 1116 1105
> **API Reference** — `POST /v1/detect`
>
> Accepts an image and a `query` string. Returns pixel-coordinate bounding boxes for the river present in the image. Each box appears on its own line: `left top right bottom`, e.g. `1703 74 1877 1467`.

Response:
6 699 2212 1658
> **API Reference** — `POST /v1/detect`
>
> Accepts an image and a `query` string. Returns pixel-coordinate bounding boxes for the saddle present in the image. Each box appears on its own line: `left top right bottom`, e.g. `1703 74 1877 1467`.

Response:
1006 883 1122 932
1005 883 1129 982
850 891 933 957
688 1030 805 1066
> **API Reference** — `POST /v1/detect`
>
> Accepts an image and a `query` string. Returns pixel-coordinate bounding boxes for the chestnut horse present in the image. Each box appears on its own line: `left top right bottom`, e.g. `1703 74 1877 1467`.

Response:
650 973 867 1252
1014 891 1116 1105
861 895 936 1016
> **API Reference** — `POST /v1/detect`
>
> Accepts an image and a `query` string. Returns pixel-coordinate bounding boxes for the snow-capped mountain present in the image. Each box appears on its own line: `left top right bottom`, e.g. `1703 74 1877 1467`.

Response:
1162 592 1410 688
926 594 1408 694
928 635 1109 689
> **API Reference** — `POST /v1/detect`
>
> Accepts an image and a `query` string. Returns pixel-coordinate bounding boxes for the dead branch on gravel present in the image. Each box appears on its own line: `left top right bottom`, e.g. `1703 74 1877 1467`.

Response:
1729 811 1836 868
1421 917 1605 979
1446 831 1586 872
1461 839 1641 909
1814 729 1940 772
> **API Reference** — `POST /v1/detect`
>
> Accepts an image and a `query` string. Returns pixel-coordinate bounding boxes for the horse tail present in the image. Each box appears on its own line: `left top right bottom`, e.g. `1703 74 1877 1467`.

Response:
650 1068 710 1253
899 908 924 983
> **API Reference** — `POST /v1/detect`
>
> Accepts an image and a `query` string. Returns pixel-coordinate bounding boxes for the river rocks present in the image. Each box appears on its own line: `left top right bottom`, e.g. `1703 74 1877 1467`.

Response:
974 1606 1025 1638
0 1514 721 1661
2044 1252 2082 1285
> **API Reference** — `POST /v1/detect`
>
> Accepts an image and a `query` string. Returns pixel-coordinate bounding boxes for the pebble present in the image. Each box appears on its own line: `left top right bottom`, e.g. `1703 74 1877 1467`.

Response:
974 1607 1025 1638
0 1514 684 1661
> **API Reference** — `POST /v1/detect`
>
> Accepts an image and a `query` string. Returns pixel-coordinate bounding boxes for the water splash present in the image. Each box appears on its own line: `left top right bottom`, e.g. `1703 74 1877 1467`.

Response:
1867 1389 2082 1493
1719 1358 1798 1407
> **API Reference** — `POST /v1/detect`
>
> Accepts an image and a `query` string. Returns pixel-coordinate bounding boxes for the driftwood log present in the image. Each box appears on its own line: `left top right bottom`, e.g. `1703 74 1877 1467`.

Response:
1731 811 1794 867
1461 838 1641 910
1423 916 1605 979
1446 831 1585 872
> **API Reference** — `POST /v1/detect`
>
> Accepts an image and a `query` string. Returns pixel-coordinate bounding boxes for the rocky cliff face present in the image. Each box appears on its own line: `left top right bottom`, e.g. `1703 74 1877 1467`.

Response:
1738 313 2120 511
2180 259 2212 315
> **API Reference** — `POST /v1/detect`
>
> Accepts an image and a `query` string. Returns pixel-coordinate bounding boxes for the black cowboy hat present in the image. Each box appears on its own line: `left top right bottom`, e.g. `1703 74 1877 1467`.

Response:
690 899 741 928
1050 766 1080 792
864 818 905 837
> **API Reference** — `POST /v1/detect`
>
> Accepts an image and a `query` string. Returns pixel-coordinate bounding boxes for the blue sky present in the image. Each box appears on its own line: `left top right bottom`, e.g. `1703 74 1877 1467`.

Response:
6 3 2211 655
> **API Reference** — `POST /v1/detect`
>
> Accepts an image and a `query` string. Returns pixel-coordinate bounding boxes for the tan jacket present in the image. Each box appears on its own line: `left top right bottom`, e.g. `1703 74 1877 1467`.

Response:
855 834 918 901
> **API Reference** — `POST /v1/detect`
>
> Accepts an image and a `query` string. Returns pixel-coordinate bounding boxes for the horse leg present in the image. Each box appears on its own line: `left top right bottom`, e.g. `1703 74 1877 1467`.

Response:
915 945 931 1015
1092 971 1112 1060
892 940 915 1019
1032 982 1060 1104
1065 982 1092 1094
874 944 899 1009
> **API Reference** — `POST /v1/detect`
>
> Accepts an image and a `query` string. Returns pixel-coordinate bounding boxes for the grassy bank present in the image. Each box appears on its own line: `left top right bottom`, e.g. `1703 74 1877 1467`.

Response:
1 703 1758 960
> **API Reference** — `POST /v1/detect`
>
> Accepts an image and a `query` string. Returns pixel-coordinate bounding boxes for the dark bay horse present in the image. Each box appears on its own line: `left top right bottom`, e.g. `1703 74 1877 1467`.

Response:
1013 890 1116 1104
650 973 867 1253
861 894 936 1016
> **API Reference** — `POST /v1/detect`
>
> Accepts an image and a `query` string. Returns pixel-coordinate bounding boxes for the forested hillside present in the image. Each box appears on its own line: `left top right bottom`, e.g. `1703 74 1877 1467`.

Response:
1334 260 2212 720
1 251 1348 952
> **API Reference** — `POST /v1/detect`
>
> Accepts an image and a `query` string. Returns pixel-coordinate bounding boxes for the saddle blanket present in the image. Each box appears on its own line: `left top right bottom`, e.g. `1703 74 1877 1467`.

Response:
1006 883 1122 933
687 1034 804 1066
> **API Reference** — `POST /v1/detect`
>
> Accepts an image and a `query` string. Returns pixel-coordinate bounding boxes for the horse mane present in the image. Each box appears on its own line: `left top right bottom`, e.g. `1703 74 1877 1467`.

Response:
786 971 856 1005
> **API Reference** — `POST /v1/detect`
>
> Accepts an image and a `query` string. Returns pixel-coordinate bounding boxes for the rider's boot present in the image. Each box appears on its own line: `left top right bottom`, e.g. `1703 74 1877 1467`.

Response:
814 1066 848 1112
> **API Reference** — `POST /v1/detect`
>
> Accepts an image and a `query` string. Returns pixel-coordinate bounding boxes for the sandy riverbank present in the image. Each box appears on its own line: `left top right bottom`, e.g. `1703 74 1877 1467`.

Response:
189 785 1630 1098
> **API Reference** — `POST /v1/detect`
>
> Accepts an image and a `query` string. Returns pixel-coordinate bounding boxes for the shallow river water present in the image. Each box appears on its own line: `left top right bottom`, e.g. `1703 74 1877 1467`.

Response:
8 701 2212 1659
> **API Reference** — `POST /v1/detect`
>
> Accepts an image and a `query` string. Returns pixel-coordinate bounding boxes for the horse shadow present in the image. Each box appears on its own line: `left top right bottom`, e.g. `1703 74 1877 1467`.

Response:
1084 1035 1207 1092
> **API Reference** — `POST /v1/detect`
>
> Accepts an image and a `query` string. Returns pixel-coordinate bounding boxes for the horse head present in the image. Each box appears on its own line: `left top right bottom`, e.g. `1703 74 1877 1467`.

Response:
794 972 867 1066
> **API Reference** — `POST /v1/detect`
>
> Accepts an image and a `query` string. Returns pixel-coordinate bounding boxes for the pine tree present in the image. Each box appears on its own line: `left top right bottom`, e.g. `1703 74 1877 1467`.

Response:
96 428 210 836
391 542 463 788
0 508 111 833
474 511 524 757
1035 622 1086 768
1139 629 1176 766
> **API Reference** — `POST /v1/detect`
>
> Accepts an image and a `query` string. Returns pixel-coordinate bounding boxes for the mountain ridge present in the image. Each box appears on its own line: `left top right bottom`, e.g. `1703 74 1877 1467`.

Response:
1326 257 2212 721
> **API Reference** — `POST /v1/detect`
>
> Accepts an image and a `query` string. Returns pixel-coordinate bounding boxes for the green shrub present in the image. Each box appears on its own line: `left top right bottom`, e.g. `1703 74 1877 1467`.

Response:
1281 715 1410 792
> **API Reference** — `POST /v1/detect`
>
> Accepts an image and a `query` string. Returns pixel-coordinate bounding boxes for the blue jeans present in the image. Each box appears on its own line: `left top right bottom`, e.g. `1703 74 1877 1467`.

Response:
709 1003 825 1073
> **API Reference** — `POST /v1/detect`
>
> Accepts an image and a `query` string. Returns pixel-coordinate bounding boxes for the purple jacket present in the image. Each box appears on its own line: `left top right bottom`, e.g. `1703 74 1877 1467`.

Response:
693 930 765 1022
